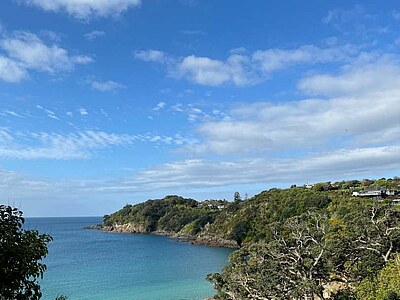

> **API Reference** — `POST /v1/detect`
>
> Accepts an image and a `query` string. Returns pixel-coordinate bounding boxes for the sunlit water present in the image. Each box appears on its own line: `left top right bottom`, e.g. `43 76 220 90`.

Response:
25 217 233 300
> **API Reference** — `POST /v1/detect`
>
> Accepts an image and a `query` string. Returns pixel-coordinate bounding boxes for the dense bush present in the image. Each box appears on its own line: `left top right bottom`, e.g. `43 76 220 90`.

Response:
0 205 52 300
104 177 400 299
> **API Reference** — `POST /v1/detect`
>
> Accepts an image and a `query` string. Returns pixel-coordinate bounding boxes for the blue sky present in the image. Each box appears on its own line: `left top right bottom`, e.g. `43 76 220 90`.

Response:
0 0 399 216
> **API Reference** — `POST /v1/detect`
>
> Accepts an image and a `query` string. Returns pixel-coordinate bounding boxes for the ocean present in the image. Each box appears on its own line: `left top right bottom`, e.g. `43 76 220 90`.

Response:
25 217 233 300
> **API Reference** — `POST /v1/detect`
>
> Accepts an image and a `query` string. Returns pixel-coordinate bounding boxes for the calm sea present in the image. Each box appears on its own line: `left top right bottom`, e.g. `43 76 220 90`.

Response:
25 217 233 300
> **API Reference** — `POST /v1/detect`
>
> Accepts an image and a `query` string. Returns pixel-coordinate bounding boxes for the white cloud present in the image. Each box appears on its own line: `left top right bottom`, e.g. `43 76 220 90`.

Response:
39 30 63 42
36 105 60 120
84 30 106 40
135 45 355 86
0 31 93 73
20 0 141 20
298 54 400 96
322 5 386 37
0 129 196 160
0 130 135 160
152 101 166 111
175 55 234 86
0 129 14 143
168 102 230 123
322 5 367 26
171 103 184 112
252 45 353 73
3 110 23 118
1 144 397 217
91 80 126 92
189 56 400 154
0 56 27 82
93 145 400 191
79 108 88 116
0 31 92 82
134 50 169 64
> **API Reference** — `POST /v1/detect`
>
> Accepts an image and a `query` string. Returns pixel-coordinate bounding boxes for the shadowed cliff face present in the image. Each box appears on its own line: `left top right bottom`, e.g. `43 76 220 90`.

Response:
86 223 239 248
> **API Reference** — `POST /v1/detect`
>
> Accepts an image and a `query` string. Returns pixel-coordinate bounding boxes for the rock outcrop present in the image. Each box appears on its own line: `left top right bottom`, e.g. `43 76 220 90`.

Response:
85 223 238 248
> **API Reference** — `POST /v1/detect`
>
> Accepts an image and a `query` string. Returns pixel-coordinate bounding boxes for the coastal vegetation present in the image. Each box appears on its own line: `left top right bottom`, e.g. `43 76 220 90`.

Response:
102 195 226 236
0 205 52 300
101 177 400 299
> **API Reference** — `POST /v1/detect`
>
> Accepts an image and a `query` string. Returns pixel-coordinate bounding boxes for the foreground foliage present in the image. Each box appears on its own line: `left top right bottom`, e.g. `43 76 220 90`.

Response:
0 205 52 300
356 255 400 300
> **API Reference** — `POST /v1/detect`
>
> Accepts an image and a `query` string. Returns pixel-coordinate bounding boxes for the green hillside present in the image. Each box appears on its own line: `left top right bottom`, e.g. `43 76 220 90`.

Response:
101 177 400 299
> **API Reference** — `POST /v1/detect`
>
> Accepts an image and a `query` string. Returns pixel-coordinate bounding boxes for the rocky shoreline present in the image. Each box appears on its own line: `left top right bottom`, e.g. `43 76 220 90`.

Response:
84 224 238 249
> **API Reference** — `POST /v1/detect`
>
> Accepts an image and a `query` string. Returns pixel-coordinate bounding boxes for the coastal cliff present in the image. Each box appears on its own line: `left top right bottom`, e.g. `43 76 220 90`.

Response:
86 223 239 248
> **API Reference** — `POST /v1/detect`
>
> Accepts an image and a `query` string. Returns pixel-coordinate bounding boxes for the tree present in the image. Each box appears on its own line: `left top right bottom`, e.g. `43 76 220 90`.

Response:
209 212 332 299
0 205 52 299
229 220 250 247
339 204 400 281
356 254 400 300
234 192 241 202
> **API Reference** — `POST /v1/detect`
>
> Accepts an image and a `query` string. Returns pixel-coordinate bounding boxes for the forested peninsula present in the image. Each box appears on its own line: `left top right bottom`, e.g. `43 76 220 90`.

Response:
90 178 400 299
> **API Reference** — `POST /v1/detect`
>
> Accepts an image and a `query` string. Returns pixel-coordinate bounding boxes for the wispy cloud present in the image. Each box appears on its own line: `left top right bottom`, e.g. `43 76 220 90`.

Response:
322 5 387 37
0 56 28 82
78 108 88 116
0 30 93 82
90 80 126 92
134 49 170 64
0 128 14 143
0 129 197 160
84 30 106 40
116 145 400 191
155 102 230 123
36 105 60 120
152 101 166 111
0 130 135 159
1 143 397 217
322 5 373 29
134 44 356 86
0 110 24 118
19 0 142 20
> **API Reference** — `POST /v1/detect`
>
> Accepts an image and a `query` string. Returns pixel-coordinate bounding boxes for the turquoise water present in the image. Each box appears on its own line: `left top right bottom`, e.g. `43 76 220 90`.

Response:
25 217 233 300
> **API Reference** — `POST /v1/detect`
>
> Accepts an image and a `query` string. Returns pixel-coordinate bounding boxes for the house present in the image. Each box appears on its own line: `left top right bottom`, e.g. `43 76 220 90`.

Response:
352 189 400 199
202 200 227 210
386 190 400 196
352 190 383 197
392 199 400 206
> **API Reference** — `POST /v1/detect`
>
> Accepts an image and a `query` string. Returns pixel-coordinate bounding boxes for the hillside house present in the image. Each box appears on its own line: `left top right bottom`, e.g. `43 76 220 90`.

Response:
352 189 400 199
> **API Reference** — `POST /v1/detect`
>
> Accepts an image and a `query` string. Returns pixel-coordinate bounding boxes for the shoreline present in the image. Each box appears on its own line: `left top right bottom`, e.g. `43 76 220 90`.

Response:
84 224 239 249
